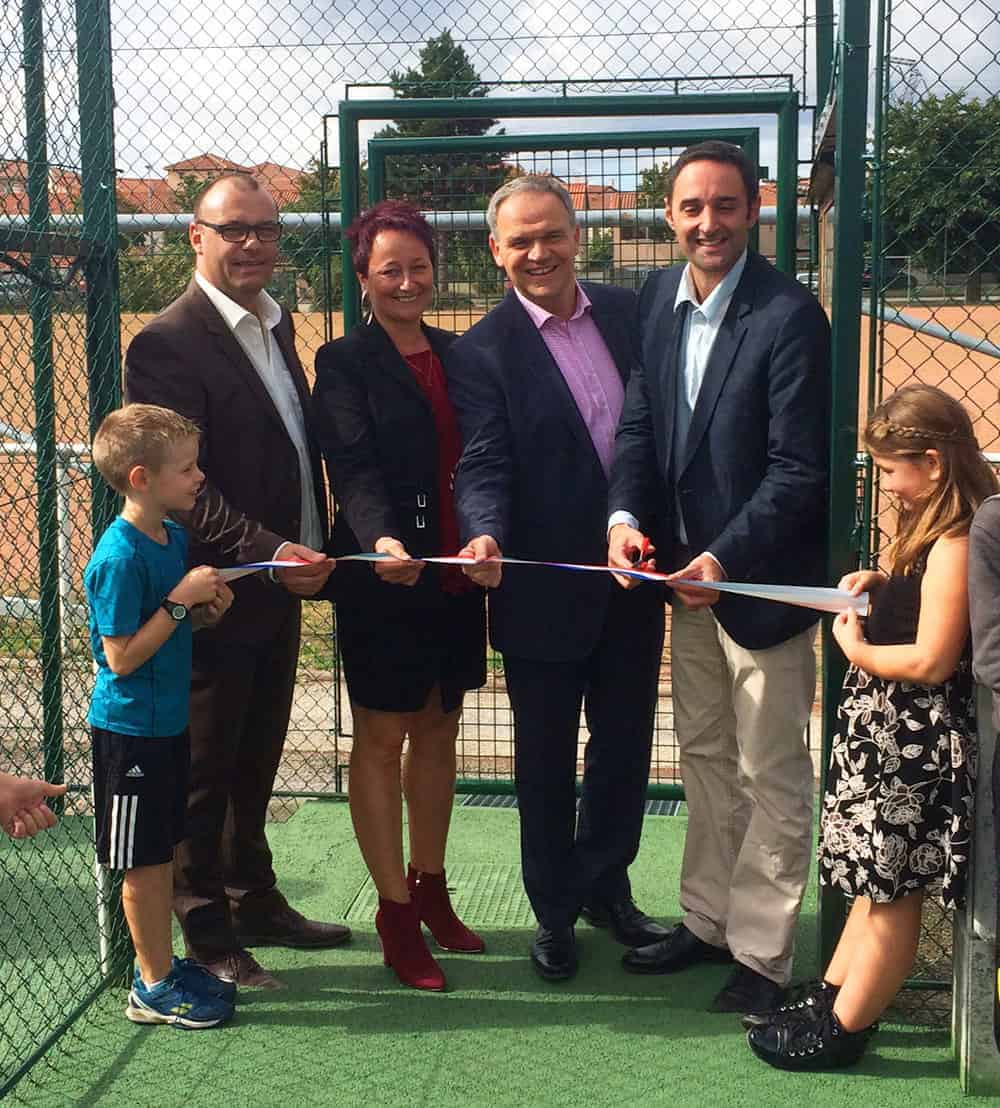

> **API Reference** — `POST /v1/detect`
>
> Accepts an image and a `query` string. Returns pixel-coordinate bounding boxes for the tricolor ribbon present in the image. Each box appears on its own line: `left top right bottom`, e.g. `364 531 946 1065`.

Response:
332 553 869 616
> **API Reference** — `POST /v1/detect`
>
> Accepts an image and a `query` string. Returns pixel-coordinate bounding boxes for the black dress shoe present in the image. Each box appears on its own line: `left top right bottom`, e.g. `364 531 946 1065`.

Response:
742 979 839 1029
580 898 670 948
621 923 732 975
530 926 578 982
747 1007 876 1070
234 904 352 950
711 962 785 1013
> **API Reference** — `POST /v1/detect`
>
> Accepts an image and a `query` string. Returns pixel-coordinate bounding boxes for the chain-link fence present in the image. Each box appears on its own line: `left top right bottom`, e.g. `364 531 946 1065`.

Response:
1 0 128 1094
872 0 999 1027
2 0 823 1089
18 0 1000 1090
818 0 1000 1026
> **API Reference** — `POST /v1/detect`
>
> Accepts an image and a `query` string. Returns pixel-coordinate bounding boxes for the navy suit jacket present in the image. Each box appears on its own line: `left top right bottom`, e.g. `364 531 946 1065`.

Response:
609 251 831 650
447 283 652 662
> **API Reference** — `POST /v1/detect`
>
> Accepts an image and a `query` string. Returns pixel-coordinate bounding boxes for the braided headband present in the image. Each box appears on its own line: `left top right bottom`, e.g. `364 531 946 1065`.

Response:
867 418 978 446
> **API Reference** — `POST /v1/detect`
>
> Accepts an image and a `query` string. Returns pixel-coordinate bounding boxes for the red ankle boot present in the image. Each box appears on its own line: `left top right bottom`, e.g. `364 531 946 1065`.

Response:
407 865 486 953
375 897 446 991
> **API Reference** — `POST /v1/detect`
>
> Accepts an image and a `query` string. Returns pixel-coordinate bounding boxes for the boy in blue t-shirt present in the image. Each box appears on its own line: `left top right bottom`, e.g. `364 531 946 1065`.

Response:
87 403 235 1029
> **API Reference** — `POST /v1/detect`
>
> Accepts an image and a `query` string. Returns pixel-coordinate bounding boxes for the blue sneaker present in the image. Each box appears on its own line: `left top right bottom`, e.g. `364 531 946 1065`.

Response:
126 970 234 1029
171 957 238 1004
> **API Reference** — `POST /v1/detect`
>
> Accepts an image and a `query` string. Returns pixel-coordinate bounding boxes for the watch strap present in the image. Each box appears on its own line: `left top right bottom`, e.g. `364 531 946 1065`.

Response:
161 597 188 622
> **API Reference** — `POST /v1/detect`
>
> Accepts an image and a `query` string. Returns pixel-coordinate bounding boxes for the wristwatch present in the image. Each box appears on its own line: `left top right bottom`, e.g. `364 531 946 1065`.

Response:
161 597 188 622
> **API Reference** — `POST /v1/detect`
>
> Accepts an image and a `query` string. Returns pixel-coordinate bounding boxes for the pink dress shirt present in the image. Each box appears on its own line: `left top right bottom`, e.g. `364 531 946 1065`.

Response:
515 284 625 477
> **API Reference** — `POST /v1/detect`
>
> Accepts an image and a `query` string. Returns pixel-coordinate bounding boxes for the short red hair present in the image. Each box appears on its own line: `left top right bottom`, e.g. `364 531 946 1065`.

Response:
346 200 436 276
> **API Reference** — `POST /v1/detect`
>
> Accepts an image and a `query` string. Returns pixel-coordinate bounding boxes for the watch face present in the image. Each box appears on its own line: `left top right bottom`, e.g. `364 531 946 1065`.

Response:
164 600 187 621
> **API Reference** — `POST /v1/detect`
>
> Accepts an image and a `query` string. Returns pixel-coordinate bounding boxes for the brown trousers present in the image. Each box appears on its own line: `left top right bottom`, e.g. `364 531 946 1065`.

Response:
174 602 301 958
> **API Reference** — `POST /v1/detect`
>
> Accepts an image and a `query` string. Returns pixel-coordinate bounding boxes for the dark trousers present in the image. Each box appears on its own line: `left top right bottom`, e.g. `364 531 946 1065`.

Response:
502 587 664 931
174 602 301 957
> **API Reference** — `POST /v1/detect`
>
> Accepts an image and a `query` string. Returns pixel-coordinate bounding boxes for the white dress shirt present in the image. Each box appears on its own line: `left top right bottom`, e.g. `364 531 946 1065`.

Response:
608 250 748 573
195 272 322 552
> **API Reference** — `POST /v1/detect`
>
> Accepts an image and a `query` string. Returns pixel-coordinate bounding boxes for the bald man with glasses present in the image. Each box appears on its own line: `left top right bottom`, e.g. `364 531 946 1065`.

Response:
126 172 349 990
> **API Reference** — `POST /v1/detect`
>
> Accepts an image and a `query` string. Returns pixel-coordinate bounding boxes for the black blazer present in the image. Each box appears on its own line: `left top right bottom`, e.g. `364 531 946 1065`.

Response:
447 283 658 662
315 319 462 607
609 251 831 649
125 279 328 643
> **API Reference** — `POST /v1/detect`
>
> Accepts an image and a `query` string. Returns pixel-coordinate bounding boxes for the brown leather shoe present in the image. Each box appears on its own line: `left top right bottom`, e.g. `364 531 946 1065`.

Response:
200 948 285 990
234 904 352 950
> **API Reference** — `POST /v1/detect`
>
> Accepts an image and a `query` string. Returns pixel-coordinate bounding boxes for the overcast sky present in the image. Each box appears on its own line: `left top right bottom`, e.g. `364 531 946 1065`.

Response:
2 0 998 196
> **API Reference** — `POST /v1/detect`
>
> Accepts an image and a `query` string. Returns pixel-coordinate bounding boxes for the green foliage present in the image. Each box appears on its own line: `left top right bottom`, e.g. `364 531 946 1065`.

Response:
635 161 676 243
585 229 614 266
883 92 1000 299
117 247 191 313
377 31 505 212
173 173 207 213
280 158 344 308
638 161 671 210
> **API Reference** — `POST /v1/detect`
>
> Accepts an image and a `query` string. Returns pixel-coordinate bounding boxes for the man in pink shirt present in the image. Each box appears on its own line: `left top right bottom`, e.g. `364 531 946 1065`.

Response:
446 176 667 981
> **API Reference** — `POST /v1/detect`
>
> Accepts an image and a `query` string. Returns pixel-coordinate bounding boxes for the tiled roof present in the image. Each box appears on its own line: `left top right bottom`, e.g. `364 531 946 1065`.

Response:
251 162 305 203
566 181 637 210
165 153 251 173
117 177 181 213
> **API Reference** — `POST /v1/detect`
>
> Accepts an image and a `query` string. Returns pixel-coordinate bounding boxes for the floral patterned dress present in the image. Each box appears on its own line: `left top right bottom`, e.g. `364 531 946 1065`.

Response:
818 557 977 908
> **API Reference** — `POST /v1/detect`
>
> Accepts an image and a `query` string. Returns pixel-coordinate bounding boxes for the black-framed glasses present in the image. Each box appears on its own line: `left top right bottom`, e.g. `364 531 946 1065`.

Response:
196 220 283 244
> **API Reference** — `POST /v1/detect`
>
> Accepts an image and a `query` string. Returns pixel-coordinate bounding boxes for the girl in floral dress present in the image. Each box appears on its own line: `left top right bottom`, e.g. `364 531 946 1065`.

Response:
748 383 998 1071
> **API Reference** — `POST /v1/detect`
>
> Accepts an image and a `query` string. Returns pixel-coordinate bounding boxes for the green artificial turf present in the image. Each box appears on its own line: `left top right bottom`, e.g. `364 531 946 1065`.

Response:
5 800 975 1107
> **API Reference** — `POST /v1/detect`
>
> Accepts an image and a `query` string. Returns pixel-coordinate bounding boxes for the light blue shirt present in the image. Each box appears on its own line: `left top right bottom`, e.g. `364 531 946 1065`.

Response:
671 249 747 543
608 250 748 569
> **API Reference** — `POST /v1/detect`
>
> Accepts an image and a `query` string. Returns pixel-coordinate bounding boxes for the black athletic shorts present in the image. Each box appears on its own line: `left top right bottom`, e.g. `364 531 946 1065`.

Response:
91 726 189 870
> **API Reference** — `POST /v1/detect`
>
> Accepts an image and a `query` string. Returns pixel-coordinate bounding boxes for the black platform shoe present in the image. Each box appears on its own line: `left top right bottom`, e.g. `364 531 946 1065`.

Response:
742 979 840 1030
747 1007 876 1071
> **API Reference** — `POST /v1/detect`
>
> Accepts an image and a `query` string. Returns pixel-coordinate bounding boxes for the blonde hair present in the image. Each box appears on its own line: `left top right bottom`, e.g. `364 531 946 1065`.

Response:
865 383 998 573
92 404 200 494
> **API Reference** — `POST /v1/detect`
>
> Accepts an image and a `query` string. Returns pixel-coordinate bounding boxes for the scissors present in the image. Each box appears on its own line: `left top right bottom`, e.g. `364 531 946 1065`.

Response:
629 536 653 570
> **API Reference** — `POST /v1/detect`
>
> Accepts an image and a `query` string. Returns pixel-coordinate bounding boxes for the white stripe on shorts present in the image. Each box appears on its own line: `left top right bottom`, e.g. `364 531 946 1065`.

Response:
110 794 138 869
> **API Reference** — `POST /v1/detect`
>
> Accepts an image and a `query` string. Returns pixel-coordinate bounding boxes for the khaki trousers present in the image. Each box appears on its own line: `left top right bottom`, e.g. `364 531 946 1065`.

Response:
670 602 816 984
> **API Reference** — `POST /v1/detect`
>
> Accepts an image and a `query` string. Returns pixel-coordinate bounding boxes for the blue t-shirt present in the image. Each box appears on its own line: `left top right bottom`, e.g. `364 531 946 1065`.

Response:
85 516 191 737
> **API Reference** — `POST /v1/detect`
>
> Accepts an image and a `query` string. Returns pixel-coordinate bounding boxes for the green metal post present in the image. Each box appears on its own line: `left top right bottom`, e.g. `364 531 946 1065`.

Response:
368 127 758 159
745 129 761 254
339 112 360 330
820 0 871 968
319 132 333 345
75 0 121 537
367 149 384 206
867 0 889 414
23 0 64 798
76 0 128 988
815 0 835 110
775 94 799 274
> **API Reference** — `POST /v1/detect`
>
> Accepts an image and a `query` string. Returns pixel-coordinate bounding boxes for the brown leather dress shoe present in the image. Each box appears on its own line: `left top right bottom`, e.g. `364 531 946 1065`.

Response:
199 948 285 990
234 904 352 950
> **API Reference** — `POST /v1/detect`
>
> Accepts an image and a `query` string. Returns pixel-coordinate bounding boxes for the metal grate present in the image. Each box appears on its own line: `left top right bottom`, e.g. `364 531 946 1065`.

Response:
345 863 535 928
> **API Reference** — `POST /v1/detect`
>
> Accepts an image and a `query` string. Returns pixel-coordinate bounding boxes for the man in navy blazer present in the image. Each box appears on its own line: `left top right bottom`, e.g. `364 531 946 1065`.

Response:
608 142 830 1015
447 176 667 981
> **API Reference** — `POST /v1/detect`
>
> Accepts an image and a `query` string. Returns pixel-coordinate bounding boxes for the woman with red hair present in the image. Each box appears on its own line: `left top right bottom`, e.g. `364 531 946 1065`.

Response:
313 201 486 991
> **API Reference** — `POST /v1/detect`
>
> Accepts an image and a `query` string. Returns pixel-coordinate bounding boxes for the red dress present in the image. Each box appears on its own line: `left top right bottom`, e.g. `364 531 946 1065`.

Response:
403 348 475 596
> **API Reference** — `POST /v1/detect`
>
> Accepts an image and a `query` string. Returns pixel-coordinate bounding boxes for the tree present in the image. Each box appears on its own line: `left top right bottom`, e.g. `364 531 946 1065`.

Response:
375 31 507 296
882 92 1000 302
377 30 501 209
635 162 675 243
281 158 351 309
585 229 614 267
